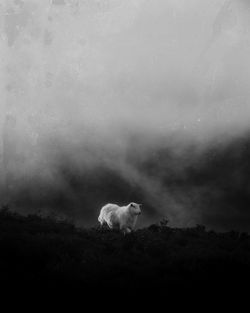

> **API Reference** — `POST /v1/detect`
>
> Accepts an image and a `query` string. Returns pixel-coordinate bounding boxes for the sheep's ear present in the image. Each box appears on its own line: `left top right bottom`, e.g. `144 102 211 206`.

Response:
138 203 142 207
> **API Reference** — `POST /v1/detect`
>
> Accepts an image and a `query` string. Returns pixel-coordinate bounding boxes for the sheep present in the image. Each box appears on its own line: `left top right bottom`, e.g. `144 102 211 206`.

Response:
98 202 142 234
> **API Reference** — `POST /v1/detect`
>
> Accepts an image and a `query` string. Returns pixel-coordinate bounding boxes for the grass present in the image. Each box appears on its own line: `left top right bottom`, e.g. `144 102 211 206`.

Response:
0 206 250 299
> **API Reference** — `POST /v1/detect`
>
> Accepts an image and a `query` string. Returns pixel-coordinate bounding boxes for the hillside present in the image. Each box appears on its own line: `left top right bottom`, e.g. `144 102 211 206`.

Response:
6 134 250 232
1 207 250 300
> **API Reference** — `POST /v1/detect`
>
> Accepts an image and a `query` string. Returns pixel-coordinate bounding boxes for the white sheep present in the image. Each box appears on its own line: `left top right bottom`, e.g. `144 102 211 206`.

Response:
98 202 142 234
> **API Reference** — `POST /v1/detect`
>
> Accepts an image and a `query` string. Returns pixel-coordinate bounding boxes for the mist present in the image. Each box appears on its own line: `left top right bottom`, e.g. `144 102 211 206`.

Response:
1 0 250 230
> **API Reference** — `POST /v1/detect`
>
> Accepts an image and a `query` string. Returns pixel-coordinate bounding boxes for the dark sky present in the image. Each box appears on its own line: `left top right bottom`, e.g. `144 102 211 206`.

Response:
1 0 250 230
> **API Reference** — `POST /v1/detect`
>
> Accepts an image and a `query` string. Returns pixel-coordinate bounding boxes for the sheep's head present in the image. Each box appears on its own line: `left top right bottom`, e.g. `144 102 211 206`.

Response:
129 202 142 215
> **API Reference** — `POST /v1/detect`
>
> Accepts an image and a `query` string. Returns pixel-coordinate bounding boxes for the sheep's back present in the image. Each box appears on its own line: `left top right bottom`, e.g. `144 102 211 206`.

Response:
101 203 119 219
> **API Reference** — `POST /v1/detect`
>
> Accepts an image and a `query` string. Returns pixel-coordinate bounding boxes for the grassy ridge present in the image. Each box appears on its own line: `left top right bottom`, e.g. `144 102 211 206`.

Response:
0 207 250 296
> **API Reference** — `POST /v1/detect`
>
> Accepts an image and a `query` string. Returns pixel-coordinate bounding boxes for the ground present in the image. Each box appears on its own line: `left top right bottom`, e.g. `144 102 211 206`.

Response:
0 207 250 303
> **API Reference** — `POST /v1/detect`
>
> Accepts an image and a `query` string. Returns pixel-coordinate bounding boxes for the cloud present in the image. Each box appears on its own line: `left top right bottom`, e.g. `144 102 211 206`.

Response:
1 0 250 229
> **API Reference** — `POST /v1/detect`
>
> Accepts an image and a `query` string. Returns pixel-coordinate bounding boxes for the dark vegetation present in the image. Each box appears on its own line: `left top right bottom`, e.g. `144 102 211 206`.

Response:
1 206 250 301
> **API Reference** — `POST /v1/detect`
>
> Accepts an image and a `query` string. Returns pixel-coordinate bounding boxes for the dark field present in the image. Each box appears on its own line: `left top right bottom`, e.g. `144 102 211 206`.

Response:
0 207 250 304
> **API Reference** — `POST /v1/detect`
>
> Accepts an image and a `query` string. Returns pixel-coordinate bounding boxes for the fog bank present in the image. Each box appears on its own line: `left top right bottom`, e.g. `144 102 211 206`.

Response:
1 0 250 229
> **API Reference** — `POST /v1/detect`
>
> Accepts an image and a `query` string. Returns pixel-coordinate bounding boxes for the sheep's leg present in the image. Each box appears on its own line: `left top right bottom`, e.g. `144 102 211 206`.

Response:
98 217 109 230
99 219 106 228
107 222 114 230
120 225 127 235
